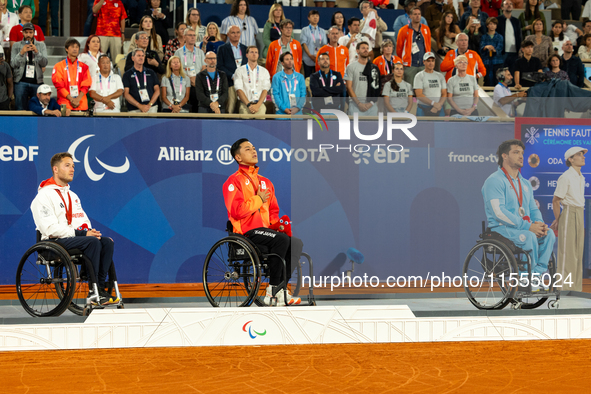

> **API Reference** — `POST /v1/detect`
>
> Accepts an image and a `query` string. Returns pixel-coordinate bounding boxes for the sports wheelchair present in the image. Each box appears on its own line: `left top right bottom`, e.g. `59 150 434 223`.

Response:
15 231 124 317
202 222 316 307
462 222 560 310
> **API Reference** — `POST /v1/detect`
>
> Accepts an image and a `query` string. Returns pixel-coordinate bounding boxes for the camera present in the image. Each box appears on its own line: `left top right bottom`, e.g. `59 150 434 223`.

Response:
25 40 30 45
208 36 216 42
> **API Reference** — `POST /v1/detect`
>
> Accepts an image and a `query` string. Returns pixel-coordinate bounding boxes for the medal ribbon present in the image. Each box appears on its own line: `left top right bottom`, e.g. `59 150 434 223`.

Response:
55 189 73 225
501 167 523 211
239 169 259 194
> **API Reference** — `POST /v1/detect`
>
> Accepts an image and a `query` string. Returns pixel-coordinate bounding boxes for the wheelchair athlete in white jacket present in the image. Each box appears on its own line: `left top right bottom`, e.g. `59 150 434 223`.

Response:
30 152 118 305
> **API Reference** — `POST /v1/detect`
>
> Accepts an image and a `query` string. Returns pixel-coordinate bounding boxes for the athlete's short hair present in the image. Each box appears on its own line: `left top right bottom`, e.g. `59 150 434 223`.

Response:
231 138 250 160
51 152 73 170
497 139 525 167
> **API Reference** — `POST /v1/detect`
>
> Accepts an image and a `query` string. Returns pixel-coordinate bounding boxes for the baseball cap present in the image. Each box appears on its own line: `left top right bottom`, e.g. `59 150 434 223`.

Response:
22 23 35 31
423 52 435 61
564 147 587 160
37 84 52 94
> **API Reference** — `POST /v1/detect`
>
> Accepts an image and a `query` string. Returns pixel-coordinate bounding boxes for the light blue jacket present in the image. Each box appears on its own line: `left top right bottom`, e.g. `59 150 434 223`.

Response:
272 71 306 115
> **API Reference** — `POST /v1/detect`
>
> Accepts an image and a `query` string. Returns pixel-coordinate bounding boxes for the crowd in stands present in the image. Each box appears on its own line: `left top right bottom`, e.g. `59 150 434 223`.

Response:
0 0 590 117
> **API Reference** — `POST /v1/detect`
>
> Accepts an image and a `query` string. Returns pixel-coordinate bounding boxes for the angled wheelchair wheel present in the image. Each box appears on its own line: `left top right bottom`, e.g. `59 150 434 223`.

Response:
16 242 77 317
290 261 303 298
520 252 557 310
203 236 261 307
463 240 518 310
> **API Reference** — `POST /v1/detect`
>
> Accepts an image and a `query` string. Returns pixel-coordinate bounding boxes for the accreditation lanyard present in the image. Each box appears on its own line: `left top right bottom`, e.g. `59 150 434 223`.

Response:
283 74 298 94
99 74 111 94
246 64 258 85
319 70 333 87
65 58 80 86
171 75 183 97
55 189 73 225
501 167 525 217
13 0 23 9
206 73 219 93
133 70 147 89
239 169 259 194
384 58 393 74
183 45 196 65
310 25 321 44
272 23 281 36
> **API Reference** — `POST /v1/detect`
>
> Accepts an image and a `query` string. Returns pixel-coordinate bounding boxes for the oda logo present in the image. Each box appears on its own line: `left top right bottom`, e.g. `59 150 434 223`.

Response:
242 320 267 339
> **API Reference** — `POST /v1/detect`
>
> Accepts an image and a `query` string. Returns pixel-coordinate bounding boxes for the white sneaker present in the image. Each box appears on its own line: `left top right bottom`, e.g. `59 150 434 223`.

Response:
263 286 301 306
531 282 550 292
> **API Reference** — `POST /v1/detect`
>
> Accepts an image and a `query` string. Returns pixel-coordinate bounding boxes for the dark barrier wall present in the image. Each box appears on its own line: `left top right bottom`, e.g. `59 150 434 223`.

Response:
0 117 513 285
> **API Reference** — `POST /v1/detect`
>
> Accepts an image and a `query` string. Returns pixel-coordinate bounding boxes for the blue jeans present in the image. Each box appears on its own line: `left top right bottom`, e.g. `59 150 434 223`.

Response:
15 81 40 111
83 0 95 36
39 0 60 36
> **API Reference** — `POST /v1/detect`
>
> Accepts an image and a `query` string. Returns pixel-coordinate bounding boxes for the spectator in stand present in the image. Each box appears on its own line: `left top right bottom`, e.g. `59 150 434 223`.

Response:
160 56 191 112
315 0 336 7
480 0 501 17
561 0 582 22
79 35 105 81
545 54 569 81
125 30 165 74
464 15 482 51
89 54 124 113
199 22 224 55
186 8 206 42
263 3 284 60
413 52 447 116
0 0 18 59
561 40 585 87
584 1 591 22
92 0 126 60
144 0 170 47
310 51 344 111
578 34 591 60
576 21 591 49
435 11 461 60
426 0 459 31
195 51 228 114
234 46 271 116
519 0 545 39
562 22 582 48
512 0 524 7
129 15 164 61
440 33 486 81
480 17 503 86
52 38 92 112
300 10 327 78
266 19 302 80
338 17 370 65
173 27 205 112
497 0 521 73
332 11 347 37
459 0 488 35
7 0 34 16
164 22 186 64
369 0 395 9
493 68 525 116
396 7 432 84
373 39 402 76
221 0 258 47
525 18 552 69
315 26 349 76
217 25 247 114
9 5 44 48
446 54 479 116
550 21 569 56
38 0 59 37
272 52 306 115
383 63 413 113
0 45 12 110
345 42 381 116
11 23 47 110
513 39 542 89
123 48 160 113
123 0 146 27
359 1 388 58
29 84 69 116
393 0 429 43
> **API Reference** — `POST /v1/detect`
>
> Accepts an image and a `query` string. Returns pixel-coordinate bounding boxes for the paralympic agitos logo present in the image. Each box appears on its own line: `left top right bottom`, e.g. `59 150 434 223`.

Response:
242 320 267 339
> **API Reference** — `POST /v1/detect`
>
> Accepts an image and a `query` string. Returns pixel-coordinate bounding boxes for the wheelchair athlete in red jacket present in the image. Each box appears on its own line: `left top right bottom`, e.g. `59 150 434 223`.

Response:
223 138 303 305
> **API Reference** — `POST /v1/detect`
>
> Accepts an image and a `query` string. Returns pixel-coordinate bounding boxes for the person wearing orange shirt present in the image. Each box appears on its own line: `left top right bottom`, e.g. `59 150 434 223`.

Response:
315 26 349 76
396 7 431 84
440 32 486 81
51 38 92 111
373 39 402 76
223 138 303 306
93 0 127 59
265 19 302 80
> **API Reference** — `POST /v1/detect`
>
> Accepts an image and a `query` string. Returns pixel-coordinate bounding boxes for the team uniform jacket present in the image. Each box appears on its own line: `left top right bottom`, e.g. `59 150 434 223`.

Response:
223 164 280 234
373 55 403 75
52 58 93 110
315 44 349 75
31 178 92 240
396 24 431 67
440 49 487 81
265 39 303 80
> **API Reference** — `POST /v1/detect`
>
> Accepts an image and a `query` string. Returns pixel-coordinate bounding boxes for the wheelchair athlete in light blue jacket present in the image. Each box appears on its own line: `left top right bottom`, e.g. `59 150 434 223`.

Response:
271 52 306 115
482 139 555 276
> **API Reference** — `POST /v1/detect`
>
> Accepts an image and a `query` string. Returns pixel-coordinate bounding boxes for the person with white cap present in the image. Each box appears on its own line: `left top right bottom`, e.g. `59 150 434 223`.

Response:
28 83 69 116
413 52 447 116
551 147 587 292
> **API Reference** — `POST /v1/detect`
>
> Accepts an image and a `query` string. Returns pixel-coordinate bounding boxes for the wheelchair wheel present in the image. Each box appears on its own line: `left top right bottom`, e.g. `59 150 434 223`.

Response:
248 260 271 307
520 252 557 310
16 242 77 317
203 236 261 307
463 240 518 310
55 254 91 316
290 262 302 298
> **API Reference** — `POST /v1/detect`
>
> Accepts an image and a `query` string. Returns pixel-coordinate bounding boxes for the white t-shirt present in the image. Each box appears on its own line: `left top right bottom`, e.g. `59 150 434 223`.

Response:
1 11 18 48
493 83 512 116
233 63 271 103
160 73 191 109
554 166 586 208
79 52 105 81
90 72 124 112
504 19 516 53
447 74 478 110
338 34 371 65
382 79 413 111
552 37 569 56
413 70 447 101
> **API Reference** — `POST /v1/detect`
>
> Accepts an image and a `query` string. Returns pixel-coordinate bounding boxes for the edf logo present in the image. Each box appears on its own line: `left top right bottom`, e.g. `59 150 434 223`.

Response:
0 146 39 161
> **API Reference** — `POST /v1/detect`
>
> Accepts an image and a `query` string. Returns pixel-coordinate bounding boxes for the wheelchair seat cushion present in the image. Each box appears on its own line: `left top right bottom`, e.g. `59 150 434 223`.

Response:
482 230 527 254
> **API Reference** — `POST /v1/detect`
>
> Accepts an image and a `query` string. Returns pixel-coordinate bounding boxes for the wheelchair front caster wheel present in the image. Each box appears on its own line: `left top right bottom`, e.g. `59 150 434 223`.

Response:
308 300 317 306
548 300 560 309
117 303 125 309
82 306 91 317
512 301 522 310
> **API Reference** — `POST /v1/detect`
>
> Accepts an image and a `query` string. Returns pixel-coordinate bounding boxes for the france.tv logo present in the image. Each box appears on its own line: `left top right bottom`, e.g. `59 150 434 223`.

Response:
243 320 267 339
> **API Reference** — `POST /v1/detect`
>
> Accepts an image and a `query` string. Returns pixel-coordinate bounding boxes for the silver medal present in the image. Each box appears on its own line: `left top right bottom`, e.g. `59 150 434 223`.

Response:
518 207 525 217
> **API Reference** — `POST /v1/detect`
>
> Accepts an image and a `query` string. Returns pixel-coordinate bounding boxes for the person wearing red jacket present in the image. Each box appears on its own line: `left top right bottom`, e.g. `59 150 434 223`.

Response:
51 38 92 111
223 138 303 306
396 7 431 84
